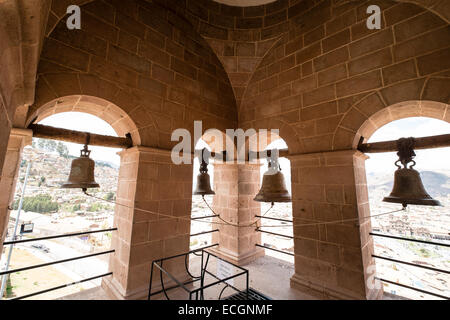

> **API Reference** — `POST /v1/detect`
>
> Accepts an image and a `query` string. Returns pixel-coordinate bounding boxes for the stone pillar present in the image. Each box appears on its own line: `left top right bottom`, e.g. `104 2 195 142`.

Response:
102 146 193 300
289 150 382 300
0 129 32 258
210 162 264 266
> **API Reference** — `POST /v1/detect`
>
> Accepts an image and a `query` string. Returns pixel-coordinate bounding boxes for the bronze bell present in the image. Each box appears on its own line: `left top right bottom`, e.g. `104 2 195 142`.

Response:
193 149 215 196
383 137 441 208
61 144 99 191
254 156 291 203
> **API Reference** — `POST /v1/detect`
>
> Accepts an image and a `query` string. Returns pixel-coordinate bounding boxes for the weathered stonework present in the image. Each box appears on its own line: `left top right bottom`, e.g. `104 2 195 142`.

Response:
0 129 32 255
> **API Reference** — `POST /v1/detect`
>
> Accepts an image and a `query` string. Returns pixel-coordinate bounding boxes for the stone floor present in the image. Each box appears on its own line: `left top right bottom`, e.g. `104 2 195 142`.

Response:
58 254 313 300
58 254 407 300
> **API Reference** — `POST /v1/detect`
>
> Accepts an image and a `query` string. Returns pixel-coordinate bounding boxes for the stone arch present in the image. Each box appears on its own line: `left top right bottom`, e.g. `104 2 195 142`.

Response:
27 94 142 146
333 79 450 150
241 117 302 154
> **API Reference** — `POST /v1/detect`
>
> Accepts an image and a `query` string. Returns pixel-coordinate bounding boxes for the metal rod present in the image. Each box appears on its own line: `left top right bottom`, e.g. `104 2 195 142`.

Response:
190 229 219 237
191 215 219 220
372 255 449 274
248 149 289 159
376 277 449 300
10 272 113 300
358 134 450 153
28 124 132 149
255 215 293 223
370 232 450 248
255 244 295 256
152 261 190 294
149 279 200 298
202 269 243 294
3 228 118 246
0 250 115 276
0 161 32 299
256 228 294 239
154 243 218 263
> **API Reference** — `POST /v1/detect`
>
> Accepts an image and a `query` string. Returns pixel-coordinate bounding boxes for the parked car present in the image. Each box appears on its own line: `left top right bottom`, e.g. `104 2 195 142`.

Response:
31 244 50 253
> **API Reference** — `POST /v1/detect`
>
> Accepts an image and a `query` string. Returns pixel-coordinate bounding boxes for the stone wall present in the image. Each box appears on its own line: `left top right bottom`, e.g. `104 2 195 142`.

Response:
240 0 450 153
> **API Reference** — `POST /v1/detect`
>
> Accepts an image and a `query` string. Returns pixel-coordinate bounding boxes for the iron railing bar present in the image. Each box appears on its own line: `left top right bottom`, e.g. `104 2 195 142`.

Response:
0 250 115 276
190 229 219 237
3 228 118 245
376 277 449 300
152 261 191 294
202 269 244 294
255 244 295 256
154 244 219 262
149 279 200 297
256 228 294 239
191 270 247 293
191 215 219 220
10 272 113 300
370 232 450 247
255 215 293 223
372 255 449 274
203 251 249 272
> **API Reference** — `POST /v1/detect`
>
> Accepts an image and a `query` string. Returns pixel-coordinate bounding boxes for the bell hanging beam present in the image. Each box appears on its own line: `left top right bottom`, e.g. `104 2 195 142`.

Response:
358 133 450 153
383 137 442 208
28 124 133 149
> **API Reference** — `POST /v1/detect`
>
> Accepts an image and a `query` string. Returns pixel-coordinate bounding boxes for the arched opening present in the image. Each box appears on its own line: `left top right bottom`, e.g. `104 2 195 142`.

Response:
190 138 215 250
365 117 450 300
1 110 132 300
258 138 294 263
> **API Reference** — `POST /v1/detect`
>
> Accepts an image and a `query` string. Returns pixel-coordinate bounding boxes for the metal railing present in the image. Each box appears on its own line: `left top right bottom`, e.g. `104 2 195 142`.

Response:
190 229 219 237
191 215 219 220
376 277 449 300
1 228 116 300
148 244 251 300
371 232 450 300
255 227 294 239
255 215 293 223
255 244 294 256
3 228 117 245
370 232 450 247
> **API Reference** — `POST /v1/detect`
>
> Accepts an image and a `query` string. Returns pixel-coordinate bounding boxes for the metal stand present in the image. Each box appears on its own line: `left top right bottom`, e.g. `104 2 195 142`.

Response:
148 244 269 300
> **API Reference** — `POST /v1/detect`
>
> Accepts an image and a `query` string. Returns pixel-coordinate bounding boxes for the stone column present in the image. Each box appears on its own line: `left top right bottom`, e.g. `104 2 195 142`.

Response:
0 129 32 258
210 162 264 266
102 146 193 300
289 150 382 300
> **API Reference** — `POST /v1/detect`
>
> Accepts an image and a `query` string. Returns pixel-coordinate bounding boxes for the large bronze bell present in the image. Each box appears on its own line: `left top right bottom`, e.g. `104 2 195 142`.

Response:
383 138 441 208
254 156 291 203
193 149 215 196
61 145 99 191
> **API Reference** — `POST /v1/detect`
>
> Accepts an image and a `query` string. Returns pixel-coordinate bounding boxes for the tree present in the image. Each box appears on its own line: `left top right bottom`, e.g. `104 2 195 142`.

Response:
13 194 59 214
105 192 115 201
56 142 69 158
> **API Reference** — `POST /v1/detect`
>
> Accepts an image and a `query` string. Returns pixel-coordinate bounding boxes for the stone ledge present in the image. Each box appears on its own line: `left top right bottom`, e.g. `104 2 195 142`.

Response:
290 273 382 300
209 246 265 266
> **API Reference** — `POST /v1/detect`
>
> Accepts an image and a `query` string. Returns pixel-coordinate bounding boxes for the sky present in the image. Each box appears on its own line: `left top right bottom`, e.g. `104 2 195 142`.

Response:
39 112 121 166
38 113 449 183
